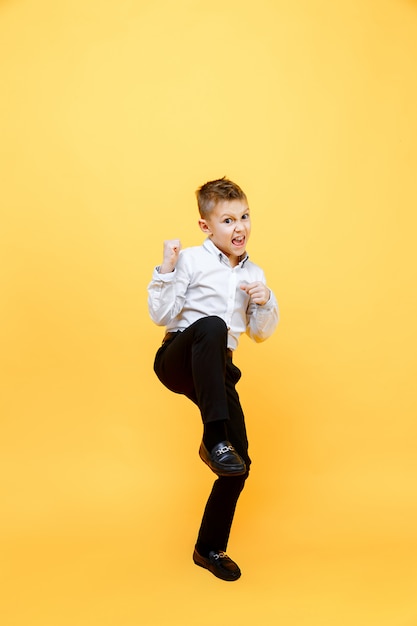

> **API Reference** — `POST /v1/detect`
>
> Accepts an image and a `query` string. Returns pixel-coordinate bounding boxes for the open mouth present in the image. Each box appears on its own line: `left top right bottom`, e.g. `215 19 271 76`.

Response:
232 236 245 247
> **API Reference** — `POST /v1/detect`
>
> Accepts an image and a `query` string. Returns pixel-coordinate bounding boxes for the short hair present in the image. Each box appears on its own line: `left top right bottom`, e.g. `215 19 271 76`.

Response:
196 177 247 218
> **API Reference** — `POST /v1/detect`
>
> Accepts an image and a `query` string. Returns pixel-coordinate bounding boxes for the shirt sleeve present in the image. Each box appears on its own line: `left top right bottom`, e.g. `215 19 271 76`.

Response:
245 272 280 342
147 254 190 326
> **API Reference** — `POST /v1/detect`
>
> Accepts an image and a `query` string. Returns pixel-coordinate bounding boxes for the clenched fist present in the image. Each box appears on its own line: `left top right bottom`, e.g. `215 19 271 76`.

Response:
240 281 270 306
159 239 181 274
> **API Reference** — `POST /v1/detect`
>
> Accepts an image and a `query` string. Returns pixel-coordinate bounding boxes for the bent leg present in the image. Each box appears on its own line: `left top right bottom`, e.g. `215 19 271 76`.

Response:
154 316 230 423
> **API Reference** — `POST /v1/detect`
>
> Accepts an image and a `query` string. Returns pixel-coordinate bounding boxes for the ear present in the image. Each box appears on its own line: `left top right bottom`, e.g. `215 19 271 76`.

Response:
198 219 212 234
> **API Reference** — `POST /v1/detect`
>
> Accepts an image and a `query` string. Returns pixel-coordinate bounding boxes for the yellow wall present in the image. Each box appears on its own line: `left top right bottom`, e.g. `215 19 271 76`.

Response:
1 0 417 624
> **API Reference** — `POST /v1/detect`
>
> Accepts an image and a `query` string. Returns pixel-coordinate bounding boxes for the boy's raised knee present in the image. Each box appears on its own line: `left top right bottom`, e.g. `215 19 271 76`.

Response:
205 315 227 332
194 315 227 336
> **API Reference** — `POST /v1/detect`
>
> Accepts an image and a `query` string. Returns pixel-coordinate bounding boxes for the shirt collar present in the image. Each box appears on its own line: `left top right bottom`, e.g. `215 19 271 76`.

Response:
203 238 249 268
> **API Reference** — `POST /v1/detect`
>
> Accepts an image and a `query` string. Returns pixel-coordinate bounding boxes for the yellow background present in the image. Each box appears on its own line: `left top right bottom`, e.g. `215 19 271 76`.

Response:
1 0 417 624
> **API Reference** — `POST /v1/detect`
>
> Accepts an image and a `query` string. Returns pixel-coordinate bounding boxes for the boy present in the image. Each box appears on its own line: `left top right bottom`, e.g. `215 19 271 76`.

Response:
147 177 279 581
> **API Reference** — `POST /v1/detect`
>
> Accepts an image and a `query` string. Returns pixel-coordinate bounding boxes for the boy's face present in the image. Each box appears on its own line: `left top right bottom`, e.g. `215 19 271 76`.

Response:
199 199 251 266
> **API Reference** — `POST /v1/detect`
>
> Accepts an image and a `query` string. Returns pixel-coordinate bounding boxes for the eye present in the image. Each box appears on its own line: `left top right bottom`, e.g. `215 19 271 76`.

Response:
242 213 249 220
224 218 233 224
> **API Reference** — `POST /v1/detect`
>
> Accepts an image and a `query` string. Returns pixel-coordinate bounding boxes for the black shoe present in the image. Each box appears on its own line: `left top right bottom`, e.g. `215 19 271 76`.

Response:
199 440 246 476
193 548 241 581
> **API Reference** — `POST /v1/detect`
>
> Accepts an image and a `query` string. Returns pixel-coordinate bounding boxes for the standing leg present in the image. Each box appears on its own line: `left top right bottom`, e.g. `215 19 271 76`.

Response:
194 354 251 578
195 472 248 556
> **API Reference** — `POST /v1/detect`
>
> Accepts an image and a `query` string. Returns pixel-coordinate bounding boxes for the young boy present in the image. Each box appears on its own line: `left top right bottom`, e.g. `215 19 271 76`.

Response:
147 177 279 581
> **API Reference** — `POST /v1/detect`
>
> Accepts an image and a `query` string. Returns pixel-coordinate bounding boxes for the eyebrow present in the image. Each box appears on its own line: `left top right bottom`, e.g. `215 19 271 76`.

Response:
218 209 250 219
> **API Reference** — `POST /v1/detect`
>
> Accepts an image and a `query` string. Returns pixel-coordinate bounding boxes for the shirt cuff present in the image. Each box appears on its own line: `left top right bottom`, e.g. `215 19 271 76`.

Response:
259 290 278 310
153 266 176 281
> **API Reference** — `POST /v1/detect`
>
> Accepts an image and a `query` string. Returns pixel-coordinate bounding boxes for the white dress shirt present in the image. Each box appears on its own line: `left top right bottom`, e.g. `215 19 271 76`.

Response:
147 238 279 351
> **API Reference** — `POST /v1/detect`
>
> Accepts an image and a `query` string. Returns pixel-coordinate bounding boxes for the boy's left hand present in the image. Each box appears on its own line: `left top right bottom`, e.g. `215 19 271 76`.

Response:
240 281 270 306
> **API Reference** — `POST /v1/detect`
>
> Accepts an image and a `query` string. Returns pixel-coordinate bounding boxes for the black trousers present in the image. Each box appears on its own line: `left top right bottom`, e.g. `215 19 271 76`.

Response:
153 315 251 554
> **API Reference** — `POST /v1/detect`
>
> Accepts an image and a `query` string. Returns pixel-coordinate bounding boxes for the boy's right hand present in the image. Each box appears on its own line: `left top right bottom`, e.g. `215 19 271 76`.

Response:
159 239 181 273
